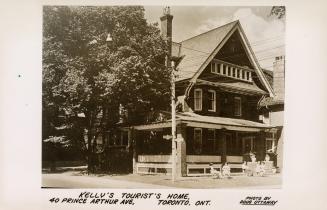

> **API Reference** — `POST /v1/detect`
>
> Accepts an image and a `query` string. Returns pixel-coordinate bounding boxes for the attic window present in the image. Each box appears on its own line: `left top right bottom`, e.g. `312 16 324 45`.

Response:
222 65 226 75
211 63 216 73
227 67 231 76
211 60 254 82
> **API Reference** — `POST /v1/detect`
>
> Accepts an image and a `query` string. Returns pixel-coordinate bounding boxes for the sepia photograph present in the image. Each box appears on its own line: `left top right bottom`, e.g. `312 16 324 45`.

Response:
41 5 285 189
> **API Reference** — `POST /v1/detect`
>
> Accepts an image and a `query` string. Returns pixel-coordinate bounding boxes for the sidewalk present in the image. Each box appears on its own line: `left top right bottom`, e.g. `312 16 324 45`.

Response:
42 168 282 189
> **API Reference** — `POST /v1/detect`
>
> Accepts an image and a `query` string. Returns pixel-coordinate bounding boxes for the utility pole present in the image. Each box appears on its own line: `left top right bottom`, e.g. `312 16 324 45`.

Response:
171 60 176 182
161 6 176 182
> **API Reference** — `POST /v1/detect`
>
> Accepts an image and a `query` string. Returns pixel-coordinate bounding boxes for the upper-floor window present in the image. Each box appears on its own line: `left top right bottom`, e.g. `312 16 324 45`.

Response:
234 97 242 116
208 90 216 112
194 89 202 111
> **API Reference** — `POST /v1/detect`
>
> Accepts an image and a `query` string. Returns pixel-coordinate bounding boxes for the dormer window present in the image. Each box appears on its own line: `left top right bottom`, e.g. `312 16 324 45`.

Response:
194 89 202 111
208 90 216 112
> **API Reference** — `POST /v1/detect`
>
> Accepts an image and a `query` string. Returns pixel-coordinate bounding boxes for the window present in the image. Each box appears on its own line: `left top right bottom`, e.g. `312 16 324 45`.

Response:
219 63 223 74
228 67 231 76
232 68 236 77
242 136 254 153
211 63 216 73
266 132 277 152
241 70 245 79
193 128 202 154
208 129 215 141
236 69 240 78
111 130 129 146
246 71 250 81
226 133 241 155
234 97 242 116
208 90 216 112
194 89 202 111
207 129 218 154
121 131 129 146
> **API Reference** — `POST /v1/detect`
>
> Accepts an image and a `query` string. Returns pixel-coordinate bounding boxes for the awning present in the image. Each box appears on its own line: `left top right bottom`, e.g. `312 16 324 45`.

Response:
133 112 274 132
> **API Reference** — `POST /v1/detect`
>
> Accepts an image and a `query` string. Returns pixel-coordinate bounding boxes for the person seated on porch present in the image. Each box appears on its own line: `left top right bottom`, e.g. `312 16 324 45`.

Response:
258 161 266 177
255 161 265 176
209 163 222 179
250 152 256 163
242 161 248 174
222 162 231 178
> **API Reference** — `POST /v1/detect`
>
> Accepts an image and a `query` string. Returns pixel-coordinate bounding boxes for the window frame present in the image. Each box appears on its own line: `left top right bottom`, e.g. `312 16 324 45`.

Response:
211 63 216 73
234 96 242 116
207 89 216 112
242 136 255 153
207 129 215 141
266 131 277 152
194 88 203 111
193 128 203 155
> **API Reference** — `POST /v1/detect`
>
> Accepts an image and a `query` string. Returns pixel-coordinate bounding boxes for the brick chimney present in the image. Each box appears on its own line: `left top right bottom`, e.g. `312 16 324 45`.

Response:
160 7 173 40
273 56 285 100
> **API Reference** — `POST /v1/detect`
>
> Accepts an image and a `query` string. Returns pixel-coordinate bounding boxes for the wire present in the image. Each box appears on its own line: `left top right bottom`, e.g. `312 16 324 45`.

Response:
179 44 284 58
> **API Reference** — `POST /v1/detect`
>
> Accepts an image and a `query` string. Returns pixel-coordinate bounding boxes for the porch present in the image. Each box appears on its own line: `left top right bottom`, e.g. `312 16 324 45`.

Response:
131 112 275 177
136 154 245 176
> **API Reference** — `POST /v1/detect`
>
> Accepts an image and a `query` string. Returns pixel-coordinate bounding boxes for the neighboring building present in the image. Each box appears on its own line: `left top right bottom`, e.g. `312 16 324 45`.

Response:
126 12 283 177
259 56 285 172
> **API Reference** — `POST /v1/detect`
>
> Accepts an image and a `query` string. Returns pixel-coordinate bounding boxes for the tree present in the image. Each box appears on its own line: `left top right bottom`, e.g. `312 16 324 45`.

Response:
270 6 285 19
42 6 170 173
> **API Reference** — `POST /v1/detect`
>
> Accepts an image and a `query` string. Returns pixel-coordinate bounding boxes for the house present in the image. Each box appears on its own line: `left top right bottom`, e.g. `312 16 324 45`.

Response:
259 56 285 172
122 11 284 177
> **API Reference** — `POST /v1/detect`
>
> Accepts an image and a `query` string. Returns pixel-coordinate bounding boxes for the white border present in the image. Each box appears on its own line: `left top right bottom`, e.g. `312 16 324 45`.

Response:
1 1 327 210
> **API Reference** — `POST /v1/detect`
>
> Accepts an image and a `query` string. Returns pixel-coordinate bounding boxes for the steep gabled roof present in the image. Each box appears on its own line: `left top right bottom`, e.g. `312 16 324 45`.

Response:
173 20 274 97
174 21 238 82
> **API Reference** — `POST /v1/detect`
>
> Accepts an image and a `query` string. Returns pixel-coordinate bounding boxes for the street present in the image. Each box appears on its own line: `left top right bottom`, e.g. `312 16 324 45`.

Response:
42 170 282 189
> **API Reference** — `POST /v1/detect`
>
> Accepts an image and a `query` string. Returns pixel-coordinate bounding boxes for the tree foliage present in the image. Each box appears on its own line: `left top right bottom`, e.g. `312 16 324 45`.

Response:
270 6 285 19
42 6 170 172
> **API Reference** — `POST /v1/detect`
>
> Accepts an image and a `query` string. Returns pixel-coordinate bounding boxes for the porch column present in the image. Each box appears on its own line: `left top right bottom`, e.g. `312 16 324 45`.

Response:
220 129 227 163
176 124 187 177
276 128 284 172
132 129 137 174
256 131 266 161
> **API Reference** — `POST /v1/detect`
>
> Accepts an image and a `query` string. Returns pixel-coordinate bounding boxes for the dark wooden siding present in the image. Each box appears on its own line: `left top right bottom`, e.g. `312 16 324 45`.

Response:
186 85 261 121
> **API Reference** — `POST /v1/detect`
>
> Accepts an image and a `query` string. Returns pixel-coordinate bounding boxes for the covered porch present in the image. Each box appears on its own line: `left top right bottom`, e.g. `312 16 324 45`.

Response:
131 112 274 177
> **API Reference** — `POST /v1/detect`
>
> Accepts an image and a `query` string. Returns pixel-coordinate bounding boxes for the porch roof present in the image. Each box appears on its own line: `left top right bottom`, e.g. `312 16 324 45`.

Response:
133 112 273 132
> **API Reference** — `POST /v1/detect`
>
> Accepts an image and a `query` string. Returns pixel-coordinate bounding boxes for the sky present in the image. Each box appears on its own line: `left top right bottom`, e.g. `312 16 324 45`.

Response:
144 6 285 70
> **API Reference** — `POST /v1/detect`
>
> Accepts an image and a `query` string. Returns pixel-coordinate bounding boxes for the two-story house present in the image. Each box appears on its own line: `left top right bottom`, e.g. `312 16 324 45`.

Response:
125 12 280 177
